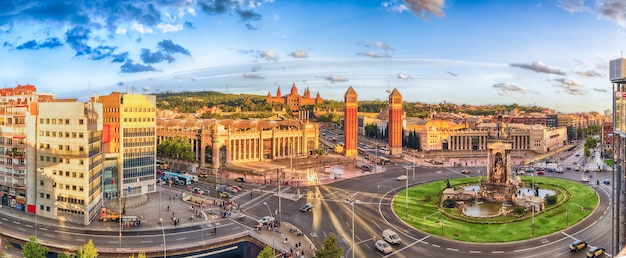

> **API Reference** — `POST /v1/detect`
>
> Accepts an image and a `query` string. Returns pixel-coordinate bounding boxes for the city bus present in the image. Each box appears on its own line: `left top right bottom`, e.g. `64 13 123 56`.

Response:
161 171 192 185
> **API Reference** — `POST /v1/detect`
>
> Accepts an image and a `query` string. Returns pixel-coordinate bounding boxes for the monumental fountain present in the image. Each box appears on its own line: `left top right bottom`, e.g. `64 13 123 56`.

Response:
443 118 545 217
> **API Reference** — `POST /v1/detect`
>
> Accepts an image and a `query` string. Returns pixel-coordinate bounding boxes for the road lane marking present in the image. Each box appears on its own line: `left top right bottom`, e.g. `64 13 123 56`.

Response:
108 241 118 244
432 244 440 248
141 240 153 243
446 248 458 251
1 217 7 221
25 224 32 228
469 251 481 253
12 221 20 225
44 234 53 238
175 237 186 241
40 227 48 231
492 251 504 254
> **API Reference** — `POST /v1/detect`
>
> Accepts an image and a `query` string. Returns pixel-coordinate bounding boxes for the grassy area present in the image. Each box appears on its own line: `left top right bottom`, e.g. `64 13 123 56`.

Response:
392 176 598 242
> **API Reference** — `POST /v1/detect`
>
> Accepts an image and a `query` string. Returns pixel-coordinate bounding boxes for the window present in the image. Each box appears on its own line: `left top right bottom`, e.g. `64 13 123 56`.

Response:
79 119 84 125
39 156 44 161
79 146 84 152
59 145 63 150
52 170 57 175
65 171 70 177
72 172 76 178
72 132 76 138
46 194 50 199
65 145 70 151
52 132 56 137
39 180 43 186
40 192 44 198
79 160 84 165
79 173 84 178
79 186 84 192
52 119 56 124
39 118 43 124
79 133 84 138
45 131 50 136
39 131 43 136
65 119 69 125
72 185 76 190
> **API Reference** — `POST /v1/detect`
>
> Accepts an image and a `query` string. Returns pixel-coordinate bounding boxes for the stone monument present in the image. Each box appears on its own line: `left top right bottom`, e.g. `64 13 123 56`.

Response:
479 116 517 204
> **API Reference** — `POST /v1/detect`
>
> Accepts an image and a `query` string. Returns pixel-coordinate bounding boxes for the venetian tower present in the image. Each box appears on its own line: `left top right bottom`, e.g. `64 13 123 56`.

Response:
388 88 403 156
344 87 358 157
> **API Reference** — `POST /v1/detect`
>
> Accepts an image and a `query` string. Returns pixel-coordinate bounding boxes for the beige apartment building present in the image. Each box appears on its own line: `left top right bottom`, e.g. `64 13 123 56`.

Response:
36 101 104 225
98 92 157 198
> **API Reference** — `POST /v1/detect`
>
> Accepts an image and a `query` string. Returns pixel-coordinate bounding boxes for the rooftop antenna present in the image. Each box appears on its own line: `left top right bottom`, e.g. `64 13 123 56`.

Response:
386 81 391 94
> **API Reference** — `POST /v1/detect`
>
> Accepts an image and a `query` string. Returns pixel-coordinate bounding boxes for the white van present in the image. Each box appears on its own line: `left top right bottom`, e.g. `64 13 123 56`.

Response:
382 229 401 245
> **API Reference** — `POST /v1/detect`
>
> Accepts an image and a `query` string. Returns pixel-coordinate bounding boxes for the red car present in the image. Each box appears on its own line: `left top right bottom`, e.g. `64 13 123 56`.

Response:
536 171 545 175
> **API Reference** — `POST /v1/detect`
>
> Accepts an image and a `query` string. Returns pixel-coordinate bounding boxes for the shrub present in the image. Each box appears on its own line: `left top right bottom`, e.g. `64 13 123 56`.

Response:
513 206 525 215
443 198 456 208
545 195 557 205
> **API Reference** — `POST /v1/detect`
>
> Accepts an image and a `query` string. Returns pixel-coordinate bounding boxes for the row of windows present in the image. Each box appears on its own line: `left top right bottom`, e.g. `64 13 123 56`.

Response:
123 128 155 137
39 131 85 138
57 196 85 205
123 157 155 169
39 156 85 165
122 140 155 148
123 117 155 123
39 144 85 152
58 207 85 215
53 182 85 192
52 170 85 178
122 166 154 180
40 118 84 125
123 107 155 113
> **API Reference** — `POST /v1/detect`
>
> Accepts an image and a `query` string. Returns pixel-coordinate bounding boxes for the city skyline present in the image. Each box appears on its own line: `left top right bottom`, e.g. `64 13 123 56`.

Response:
1 0 625 113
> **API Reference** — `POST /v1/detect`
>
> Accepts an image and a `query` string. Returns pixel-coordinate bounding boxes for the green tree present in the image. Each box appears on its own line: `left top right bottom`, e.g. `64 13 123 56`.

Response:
513 206 525 215
77 239 98 258
57 253 75 258
256 245 274 258
128 252 147 258
157 136 195 161
545 195 557 205
22 236 48 258
315 232 343 258
443 198 456 208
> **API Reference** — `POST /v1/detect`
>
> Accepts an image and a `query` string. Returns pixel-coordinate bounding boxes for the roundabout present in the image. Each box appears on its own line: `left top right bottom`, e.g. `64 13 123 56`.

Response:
390 176 598 242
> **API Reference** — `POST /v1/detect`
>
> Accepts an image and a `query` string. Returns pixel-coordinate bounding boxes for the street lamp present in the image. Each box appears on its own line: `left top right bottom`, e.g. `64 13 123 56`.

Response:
159 218 166 257
345 197 357 258
403 166 410 219
262 202 275 254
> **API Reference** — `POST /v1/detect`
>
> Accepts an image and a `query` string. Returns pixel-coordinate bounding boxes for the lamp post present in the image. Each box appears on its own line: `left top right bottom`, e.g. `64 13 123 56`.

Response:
263 202 275 254
531 173 535 237
345 197 357 258
159 218 166 257
403 166 410 219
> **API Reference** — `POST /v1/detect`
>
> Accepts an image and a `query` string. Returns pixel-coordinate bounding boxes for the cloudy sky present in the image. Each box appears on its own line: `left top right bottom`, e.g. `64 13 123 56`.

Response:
1 0 625 113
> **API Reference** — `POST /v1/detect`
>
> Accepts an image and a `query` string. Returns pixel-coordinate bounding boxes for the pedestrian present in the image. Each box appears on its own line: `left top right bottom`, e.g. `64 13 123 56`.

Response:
250 191 253 197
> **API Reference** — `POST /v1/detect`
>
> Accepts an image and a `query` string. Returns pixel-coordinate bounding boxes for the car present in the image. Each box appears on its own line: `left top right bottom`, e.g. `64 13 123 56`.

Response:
382 229 401 244
299 203 314 212
234 177 245 182
231 185 242 192
257 216 275 224
604 179 611 185
536 171 545 175
586 246 605 257
192 187 204 195
461 169 471 174
546 167 554 173
228 186 240 193
516 170 525 175
574 166 581 171
375 240 392 254
524 167 534 172
595 168 601 172
396 175 408 181
566 166 572 170
569 239 587 252
581 177 590 182
361 165 372 171
556 167 564 173
219 191 232 198
535 167 544 171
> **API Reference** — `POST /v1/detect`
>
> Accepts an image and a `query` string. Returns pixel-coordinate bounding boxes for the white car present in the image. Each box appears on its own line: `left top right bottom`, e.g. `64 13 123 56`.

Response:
257 216 275 224
396 175 407 181
581 177 590 182
375 240 392 254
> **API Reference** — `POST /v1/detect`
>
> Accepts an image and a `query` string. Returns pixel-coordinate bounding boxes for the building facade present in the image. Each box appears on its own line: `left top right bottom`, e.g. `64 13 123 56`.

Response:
266 83 322 116
98 92 157 198
36 101 104 225
156 119 319 170
344 87 358 157
610 57 626 255
388 88 403 155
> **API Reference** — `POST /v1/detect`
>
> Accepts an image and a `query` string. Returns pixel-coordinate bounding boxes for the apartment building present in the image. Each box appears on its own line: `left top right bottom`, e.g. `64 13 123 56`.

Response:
98 92 157 198
36 101 103 225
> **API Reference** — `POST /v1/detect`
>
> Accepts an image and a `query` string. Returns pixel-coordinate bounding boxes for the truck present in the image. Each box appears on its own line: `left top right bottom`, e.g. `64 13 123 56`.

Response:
188 174 199 183
99 207 121 222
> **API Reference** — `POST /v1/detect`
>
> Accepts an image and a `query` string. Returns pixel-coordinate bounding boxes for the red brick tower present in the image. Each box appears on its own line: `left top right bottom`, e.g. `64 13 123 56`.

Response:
388 88 403 156
344 87 358 157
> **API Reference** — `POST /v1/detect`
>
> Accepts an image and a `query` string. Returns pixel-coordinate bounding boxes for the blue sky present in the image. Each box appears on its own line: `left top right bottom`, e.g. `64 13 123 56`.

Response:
1 0 625 113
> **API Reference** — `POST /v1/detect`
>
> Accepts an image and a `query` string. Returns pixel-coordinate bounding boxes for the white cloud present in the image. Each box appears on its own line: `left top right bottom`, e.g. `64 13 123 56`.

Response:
289 50 309 58
187 7 196 16
115 28 127 35
383 0 445 18
156 23 184 33
131 23 153 34
259 50 278 61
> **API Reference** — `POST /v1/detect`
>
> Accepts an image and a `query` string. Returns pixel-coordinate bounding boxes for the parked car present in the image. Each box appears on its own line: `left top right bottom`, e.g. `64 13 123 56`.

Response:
546 167 554 173
556 167 564 173
299 203 314 212
375 240 392 254
234 177 245 182
361 165 372 171
581 177 590 182
396 175 407 181
604 179 611 185
524 167 534 172
461 169 471 174
536 171 545 175
574 166 581 171
569 239 587 252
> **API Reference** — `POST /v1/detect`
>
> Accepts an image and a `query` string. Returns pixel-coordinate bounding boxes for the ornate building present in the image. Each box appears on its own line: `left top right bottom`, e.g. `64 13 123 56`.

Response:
388 88 402 156
156 119 319 169
344 87 358 157
266 83 322 118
